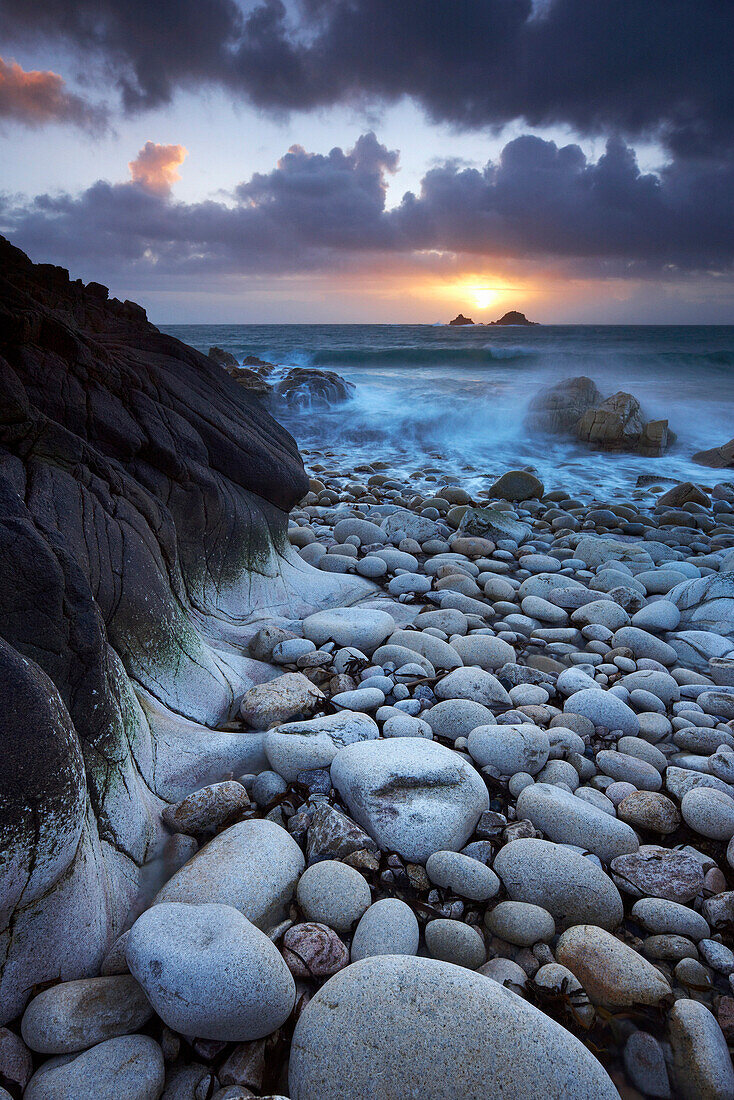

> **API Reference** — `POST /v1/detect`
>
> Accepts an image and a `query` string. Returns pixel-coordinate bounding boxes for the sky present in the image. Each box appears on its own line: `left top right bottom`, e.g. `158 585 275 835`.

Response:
1 1 733 324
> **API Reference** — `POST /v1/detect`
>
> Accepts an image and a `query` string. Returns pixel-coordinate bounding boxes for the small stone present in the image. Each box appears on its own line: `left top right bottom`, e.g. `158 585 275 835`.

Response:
556 924 672 1007
296 860 371 933
434 666 512 707
611 845 704 903
302 608 395 654
161 781 249 836
493 838 624 930
485 901 555 946
517 782 639 862
23 1036 164 1100
425 851 500 901
623 1031 671 1098
240 673 324 728
564 687 639 736
668 998 734 1100
467 723 549 776
681 787 734 840
219 1039 266 1090
155 818 305 930
350 898 420 961
0 1027 32 1091
265 710 378 781
618 791 681 834
424 919 486 969
281 923 349 979
21 975 152 1055
423 699 496 741
534 963 594 1027
306 802 377 863
631 898 710 941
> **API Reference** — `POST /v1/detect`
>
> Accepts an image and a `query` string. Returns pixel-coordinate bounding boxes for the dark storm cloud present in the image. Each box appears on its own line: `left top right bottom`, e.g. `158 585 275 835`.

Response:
3 133 734 280
0 0 732 154
0 56 107 130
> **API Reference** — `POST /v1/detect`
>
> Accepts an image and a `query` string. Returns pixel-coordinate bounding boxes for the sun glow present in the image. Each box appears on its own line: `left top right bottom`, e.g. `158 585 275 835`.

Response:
470 286 499 310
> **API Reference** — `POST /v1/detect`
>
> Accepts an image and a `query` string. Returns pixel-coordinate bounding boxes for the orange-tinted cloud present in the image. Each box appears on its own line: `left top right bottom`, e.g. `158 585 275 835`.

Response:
0 56 106 130
129 141 188 196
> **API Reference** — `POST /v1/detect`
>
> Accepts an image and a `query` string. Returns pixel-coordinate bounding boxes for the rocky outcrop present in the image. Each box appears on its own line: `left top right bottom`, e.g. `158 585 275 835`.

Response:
693 438 734 468
273 367 355 409
207 345 238 368
526 376 673 456
448 314 474 325
489 310 538 325
0 236 367 1021
225 365 273 395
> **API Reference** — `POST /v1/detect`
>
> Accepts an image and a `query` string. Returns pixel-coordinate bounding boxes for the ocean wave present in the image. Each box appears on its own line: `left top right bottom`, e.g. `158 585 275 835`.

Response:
309 345 538 367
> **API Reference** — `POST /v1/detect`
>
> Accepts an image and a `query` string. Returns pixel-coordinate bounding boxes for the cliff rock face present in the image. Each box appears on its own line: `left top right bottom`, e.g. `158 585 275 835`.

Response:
0 236 365 1020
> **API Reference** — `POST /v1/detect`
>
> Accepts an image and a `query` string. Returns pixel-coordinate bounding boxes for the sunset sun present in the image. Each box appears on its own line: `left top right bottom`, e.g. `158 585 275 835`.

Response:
470 286 498 310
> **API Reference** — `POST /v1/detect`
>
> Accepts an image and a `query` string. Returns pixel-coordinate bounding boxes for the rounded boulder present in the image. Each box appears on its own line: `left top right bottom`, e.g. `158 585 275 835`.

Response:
288 955 619 1100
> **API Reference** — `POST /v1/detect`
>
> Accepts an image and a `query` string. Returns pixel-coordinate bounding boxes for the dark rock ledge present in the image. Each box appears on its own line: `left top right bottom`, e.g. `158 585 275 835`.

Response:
0 236 367 1020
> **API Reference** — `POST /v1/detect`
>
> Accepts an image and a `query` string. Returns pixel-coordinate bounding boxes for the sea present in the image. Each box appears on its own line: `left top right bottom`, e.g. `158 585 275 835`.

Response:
164 324 734 498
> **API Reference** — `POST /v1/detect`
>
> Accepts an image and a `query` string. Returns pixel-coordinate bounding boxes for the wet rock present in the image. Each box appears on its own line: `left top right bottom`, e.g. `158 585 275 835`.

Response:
458 506 531 544
525 376 602 435
273 367 354 408
490 471 544 502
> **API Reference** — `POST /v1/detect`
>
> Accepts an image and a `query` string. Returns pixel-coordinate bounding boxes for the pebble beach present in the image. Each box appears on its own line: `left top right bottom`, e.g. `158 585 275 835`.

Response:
5 277 734 1100
19 454 734 1099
